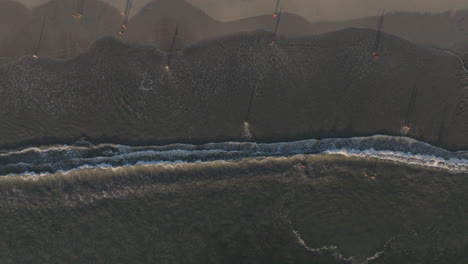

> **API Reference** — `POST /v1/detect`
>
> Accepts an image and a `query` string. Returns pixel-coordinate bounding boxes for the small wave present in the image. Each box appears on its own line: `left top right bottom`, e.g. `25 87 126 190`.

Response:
0 135 466 177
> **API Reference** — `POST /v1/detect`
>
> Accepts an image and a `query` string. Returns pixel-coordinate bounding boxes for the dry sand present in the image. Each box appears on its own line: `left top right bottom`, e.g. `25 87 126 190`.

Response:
3 0 468 60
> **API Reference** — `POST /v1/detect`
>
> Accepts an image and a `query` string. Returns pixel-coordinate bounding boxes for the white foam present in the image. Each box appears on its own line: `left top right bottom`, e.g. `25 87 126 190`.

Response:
1 135 467 177
324 148 468 172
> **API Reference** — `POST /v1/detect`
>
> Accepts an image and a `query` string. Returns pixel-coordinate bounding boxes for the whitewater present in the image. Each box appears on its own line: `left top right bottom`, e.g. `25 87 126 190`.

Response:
0 135 466 177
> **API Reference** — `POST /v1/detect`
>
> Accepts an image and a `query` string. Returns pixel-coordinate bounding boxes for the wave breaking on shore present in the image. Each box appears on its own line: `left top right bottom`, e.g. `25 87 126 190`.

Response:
1 135 466 178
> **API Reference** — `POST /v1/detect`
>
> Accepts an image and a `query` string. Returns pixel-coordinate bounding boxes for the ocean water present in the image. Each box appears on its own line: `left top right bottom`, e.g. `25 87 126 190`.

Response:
0 135 467 263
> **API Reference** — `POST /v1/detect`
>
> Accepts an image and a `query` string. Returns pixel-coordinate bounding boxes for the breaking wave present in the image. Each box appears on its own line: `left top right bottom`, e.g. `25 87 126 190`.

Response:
0 135 467 177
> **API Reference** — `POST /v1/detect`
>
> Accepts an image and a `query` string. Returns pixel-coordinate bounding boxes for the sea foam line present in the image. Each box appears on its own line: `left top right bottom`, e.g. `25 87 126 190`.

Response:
4 147 467 179
324 148 468 172
1 135 467 177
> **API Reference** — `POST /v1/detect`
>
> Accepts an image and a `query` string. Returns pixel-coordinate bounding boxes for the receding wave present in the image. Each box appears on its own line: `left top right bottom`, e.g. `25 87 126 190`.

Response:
1 135 467 177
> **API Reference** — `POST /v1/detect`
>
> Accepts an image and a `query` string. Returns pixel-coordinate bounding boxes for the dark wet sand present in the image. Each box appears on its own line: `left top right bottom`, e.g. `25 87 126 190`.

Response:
1 30 467 150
